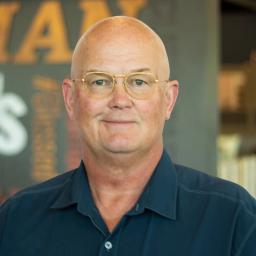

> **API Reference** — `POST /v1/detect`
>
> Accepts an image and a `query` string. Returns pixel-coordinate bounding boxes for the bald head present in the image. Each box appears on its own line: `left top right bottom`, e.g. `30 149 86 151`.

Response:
71 16 170 80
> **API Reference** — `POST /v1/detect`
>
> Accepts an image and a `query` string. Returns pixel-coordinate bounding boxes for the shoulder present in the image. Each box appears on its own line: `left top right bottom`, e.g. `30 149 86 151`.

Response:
0 168 77 244
174 163 256 215
173 164 256 255
0 168 76 213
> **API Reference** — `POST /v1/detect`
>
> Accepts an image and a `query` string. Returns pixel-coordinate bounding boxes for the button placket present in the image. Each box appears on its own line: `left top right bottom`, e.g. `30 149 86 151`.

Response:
104 241 112 251
99 216 128 255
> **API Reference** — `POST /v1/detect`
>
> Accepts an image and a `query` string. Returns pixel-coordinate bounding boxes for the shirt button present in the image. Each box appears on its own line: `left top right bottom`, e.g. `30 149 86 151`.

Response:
104 241 112 250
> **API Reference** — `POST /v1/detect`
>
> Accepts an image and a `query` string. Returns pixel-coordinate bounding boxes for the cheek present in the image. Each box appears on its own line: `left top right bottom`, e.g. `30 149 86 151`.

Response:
73 92 105 127
138 99 167 128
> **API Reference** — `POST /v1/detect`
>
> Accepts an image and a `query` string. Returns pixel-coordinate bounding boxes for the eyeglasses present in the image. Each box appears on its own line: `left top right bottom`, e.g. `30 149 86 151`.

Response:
72 71 168 100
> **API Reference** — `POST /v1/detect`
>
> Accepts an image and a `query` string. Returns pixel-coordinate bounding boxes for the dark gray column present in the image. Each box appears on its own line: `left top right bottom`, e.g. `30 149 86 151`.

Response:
142 0 219 174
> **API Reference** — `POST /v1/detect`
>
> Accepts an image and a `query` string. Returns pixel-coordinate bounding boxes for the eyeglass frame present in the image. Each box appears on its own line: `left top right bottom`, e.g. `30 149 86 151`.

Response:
71 71 170 99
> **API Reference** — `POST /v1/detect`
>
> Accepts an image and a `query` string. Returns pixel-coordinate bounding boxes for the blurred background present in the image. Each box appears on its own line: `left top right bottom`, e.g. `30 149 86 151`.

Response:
0 0 255 203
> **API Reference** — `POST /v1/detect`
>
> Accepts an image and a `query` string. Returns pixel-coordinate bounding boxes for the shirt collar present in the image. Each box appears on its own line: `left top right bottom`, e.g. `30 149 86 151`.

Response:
51 150 178 220
50 161 96 216
134 150 177 220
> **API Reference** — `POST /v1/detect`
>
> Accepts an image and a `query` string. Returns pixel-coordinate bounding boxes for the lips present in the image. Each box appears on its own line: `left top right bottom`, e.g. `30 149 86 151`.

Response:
102 120 136 124
101 116 137 126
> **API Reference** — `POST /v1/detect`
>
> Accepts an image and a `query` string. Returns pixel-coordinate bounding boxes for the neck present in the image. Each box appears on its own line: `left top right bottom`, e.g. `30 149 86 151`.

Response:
82 146 163 232
83 146 163 191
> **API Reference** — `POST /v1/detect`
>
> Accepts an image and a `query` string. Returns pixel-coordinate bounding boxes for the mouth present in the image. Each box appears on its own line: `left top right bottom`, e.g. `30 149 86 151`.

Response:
102 120 136 124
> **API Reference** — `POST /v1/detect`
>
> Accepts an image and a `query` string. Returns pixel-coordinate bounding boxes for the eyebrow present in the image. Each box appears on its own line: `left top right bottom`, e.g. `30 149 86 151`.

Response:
130 68 152 73
85 68 152 73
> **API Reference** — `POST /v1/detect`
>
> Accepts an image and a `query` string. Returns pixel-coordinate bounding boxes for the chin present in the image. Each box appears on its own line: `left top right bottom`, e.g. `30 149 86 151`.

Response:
103 142 137 154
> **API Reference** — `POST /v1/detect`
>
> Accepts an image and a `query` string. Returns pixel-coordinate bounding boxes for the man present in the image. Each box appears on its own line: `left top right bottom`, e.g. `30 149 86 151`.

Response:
0 16 255 255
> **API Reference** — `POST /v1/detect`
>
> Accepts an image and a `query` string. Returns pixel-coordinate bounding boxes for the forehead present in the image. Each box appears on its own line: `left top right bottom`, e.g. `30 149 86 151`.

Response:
81 37 160 74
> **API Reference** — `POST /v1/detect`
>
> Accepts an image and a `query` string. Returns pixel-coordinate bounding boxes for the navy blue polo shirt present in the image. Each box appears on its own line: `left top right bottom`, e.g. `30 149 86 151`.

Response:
0 150 256 255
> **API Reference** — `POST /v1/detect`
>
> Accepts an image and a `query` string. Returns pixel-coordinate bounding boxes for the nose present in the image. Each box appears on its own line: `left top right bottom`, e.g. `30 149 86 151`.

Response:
107 78 133 109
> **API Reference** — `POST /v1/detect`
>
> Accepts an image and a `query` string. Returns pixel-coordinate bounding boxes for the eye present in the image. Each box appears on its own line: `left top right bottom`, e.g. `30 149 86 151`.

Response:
85 74 112 88
94 79 107 86
129 78 149 88
127 73 155 89
134 79 147 86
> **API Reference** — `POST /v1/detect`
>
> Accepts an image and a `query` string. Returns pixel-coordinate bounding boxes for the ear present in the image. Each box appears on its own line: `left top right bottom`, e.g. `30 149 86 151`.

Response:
62 79 76 120
164 80 179 120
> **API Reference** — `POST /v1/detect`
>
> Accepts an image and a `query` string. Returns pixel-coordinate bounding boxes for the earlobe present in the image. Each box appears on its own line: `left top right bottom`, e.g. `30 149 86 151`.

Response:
165 80 179 120
62 79 75 120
